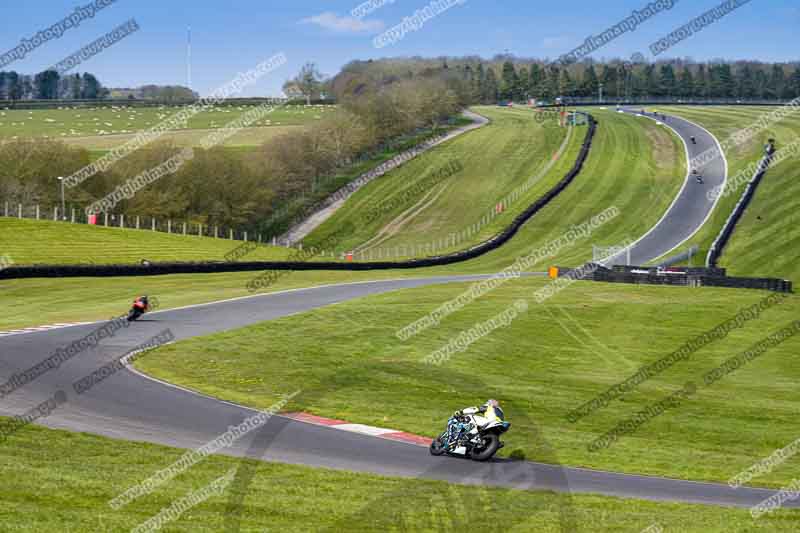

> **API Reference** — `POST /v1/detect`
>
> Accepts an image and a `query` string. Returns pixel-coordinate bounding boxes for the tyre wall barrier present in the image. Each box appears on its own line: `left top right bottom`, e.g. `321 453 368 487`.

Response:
0 117 597 280
611 265 727 277
588 266 792 293
707 152 774 268
699 276 793 293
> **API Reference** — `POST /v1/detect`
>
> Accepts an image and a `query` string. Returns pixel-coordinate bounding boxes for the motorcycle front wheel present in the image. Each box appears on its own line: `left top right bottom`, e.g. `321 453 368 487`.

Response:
469 433 500 462
429 437 446 456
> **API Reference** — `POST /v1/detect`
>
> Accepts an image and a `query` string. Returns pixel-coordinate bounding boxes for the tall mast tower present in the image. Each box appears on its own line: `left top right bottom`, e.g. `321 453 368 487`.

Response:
187 26 192 90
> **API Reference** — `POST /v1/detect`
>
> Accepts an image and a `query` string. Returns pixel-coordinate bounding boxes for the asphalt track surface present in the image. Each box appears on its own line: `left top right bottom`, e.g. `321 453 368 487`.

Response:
3 110 789 512
604 108 727 266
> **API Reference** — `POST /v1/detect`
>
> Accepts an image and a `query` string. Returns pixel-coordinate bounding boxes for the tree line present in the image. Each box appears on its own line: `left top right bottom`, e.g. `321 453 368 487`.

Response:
0 69 199 101
0 70 106 100
337 56 800 103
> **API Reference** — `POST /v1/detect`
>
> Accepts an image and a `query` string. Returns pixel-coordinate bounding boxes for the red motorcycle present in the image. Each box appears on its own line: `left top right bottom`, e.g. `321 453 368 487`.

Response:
127 296 150 322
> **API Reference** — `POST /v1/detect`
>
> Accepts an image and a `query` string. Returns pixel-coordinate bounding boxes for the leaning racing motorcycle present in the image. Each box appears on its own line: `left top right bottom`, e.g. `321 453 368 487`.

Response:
429 408 510 461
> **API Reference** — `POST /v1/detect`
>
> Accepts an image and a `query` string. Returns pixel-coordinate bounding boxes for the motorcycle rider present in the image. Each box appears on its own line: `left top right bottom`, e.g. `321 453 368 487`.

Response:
133 295 150 311
453 399 503 441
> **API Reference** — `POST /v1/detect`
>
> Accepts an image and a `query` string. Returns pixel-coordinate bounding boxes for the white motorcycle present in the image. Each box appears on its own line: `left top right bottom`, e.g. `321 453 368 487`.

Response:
429 407 510 461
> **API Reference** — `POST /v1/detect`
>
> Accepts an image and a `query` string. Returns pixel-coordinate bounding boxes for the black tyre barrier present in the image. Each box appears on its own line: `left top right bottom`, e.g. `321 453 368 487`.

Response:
1 116 597 280
587 265 792 293
611 265 727 277
707 152 774 268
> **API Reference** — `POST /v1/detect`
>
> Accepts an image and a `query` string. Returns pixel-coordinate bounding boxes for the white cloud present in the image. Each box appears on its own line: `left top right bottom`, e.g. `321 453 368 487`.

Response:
301 12 384 33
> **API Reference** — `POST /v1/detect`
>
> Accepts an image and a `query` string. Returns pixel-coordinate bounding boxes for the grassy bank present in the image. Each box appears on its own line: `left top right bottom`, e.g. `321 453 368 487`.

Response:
306 105 577 257
0 217 294 265
425 107 685 273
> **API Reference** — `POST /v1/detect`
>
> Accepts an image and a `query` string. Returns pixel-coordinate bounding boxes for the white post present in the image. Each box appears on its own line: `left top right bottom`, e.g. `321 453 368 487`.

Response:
198 223 203 237
4 201 7 217
53 207 58 221
183 222 187 236
104 212 109 226
18 203 22 218
272 236 277 246
71 209 76 223
168 219 172 233
36 205 40 220
244 231 248 242
136 216 140 229
229 228 233 240
152 217 156 231
120 214 124 228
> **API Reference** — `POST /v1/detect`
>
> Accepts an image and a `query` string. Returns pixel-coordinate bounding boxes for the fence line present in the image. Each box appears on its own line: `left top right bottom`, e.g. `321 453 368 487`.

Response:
0 199 280 246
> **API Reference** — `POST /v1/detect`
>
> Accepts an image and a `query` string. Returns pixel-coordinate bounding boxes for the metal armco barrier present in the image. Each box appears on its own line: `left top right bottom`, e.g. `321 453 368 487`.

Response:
0 116 597 280
656 246 699 268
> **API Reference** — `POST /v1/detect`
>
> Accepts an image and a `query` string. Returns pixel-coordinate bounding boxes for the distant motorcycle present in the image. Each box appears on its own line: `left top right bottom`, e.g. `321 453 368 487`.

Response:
127 296 150 322
429 408 511 461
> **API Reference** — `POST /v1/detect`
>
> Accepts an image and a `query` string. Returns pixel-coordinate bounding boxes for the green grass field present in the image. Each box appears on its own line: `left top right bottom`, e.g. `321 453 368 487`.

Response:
2 421 790 532
306 106 578 257
0 103 328 149
0 217 295 265
136 277 800 489
2 105 683 273
656 106 800 280
417 107 686 274
307 106 684 272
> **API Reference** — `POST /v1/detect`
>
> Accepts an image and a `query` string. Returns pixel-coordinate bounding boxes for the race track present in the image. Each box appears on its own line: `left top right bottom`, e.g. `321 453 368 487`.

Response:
1 275 795 509
605 107 727 265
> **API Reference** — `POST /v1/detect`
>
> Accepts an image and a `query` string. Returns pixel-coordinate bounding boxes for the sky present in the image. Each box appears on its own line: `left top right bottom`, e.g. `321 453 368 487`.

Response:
1 0 798 97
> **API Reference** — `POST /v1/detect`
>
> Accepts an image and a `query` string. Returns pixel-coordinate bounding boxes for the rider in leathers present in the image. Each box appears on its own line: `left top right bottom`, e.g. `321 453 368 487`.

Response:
453 399 502 442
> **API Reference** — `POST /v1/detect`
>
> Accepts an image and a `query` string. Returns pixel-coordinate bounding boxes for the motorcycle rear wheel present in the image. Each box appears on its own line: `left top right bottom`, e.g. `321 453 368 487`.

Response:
469 433 500 461
429 438 446 456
